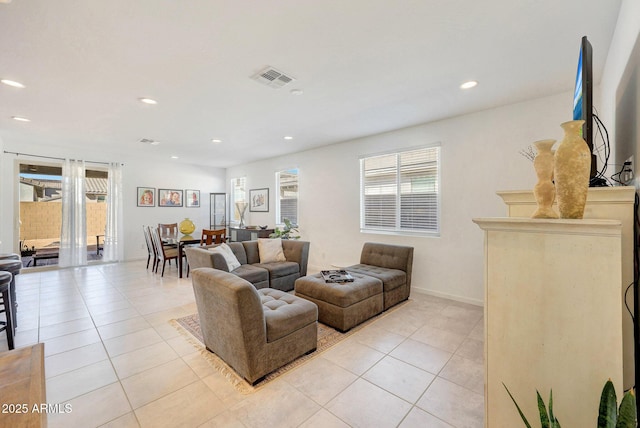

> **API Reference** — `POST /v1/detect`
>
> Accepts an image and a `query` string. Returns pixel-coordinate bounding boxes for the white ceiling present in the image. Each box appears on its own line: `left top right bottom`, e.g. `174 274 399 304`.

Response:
0 0 623 168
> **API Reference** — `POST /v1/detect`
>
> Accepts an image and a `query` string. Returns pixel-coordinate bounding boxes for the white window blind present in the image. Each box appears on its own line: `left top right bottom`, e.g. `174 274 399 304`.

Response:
276 169 298 224
230 177 246 224
360 146 440 235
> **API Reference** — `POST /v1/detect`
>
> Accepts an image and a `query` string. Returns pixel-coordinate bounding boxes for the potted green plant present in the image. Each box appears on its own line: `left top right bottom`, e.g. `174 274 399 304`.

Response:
503 380 636 428
269 218 300 240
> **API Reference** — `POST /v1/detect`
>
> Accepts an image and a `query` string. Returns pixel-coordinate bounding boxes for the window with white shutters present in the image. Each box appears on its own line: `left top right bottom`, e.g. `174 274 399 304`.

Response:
360 145 440 235
276 169 298 225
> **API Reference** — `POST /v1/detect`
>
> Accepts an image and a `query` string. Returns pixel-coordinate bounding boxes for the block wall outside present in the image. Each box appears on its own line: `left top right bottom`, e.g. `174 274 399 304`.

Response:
19 202 107 248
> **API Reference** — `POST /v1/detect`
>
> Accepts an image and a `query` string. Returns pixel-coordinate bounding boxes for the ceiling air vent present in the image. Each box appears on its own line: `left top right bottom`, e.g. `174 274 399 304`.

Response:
138 138 159 146
251 66 295 89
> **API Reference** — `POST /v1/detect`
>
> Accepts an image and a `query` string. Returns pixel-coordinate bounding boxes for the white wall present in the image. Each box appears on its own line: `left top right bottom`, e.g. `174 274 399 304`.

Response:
228 91 574 304
3 4 635 304
0 141 226 260
601 0 640 178
120 158 226 260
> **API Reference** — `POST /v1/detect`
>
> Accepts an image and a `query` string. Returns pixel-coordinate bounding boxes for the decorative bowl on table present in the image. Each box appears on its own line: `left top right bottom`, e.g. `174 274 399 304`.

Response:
259 225 268 230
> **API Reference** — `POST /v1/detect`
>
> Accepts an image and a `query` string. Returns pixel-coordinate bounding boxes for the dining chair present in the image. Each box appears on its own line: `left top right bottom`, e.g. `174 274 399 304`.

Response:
158 223 178 238
200 228 227 246
142 226 157 270
158 223 179 249
150 227 181 277
147 226 162 272
184 228 226 278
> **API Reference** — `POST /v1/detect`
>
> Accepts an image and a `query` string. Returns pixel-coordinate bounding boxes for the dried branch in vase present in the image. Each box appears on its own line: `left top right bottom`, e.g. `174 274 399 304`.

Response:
519 145 536 162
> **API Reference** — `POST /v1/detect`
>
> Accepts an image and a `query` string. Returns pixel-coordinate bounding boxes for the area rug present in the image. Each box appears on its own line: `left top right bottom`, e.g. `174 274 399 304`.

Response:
171 300 408 394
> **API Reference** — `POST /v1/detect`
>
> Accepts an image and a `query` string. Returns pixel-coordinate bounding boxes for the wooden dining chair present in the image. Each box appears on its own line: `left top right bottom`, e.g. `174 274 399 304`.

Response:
149 226 165 274
158 223 178 248
158 223 178 238
200 228 227 246
150 227 182 277
185 228 227 278
142 225 157 270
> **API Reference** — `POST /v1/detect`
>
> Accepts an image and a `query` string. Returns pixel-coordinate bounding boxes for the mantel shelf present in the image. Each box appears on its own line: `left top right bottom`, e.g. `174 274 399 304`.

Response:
473 217 622 236
497 185 635 206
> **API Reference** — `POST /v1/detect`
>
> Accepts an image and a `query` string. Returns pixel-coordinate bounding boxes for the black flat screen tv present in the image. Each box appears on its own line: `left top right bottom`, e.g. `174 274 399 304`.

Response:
572 35 596 180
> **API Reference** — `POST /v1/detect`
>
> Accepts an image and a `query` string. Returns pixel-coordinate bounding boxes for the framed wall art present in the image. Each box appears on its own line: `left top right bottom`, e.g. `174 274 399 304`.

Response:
249 188 269 212
158 189 183 207
137 187 155 207
185 189 200 208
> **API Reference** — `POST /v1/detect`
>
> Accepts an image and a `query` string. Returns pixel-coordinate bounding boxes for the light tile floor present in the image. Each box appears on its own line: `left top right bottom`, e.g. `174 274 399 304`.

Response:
1 261 484 428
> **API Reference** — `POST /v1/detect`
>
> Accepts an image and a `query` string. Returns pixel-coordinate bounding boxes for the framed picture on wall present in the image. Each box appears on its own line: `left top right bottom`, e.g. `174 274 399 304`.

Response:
249 188 269 212
158 189 183 207
185 189 200 208
137 187 155 207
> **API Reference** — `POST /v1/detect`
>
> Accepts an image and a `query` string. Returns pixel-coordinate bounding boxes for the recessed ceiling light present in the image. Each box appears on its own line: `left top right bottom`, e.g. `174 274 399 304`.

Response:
284 136 293 140
170 155 179 159
139 97 157 105
211 139 222 143
290 89 304 96
1 79 25 88
460 81 478 89
12 116 30 122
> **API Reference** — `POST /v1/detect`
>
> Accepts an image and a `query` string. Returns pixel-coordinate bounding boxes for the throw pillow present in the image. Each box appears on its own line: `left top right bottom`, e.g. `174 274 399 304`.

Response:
208 243 241 271
258 238 286 264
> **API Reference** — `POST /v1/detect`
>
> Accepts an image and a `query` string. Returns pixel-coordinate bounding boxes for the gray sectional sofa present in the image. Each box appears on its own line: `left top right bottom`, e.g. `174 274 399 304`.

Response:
294 242 414 331
191 268 318 384
184 240 310 292
345 242 414 310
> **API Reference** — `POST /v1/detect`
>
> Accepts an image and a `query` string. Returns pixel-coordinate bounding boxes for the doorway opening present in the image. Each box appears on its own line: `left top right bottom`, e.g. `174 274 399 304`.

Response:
18 163 108 268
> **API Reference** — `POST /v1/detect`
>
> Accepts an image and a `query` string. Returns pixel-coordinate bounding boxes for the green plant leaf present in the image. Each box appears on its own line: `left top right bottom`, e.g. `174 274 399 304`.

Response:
503 383 532 428
598 380 618 428
537 390 550 428
548 389 561 428
616 390 637 428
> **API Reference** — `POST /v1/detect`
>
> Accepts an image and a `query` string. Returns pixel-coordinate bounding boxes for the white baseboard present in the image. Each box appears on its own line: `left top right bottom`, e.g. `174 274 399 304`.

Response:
308 263 484 307
411 286 484 307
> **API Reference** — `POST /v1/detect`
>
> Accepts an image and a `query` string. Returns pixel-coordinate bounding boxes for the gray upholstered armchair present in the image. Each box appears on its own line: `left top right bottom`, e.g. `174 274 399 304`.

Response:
346 242 414 310
191 268 318 384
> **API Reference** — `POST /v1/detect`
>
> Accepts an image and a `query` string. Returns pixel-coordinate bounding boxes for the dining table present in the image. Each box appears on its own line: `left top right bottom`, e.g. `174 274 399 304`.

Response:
163 234 200 278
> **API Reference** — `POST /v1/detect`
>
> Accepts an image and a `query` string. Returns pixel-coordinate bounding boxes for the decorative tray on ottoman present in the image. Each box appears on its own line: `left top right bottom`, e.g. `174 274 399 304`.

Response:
320 270 354 283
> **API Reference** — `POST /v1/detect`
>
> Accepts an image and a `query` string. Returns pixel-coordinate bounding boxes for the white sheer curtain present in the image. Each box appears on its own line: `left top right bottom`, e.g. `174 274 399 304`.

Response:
103 162 123 262
59 159 87 267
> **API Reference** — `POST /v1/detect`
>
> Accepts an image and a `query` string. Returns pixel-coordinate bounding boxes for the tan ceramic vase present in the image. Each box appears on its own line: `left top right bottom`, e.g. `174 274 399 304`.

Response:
554 120 591 219
531 139 558 219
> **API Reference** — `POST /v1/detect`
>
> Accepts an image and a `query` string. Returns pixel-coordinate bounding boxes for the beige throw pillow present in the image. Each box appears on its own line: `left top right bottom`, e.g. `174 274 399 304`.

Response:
258 238 286 264
209 243 241 271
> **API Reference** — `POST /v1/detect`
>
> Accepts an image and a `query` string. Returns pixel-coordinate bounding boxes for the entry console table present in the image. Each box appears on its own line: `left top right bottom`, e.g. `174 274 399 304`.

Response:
229 227 274 242
473 218 623 427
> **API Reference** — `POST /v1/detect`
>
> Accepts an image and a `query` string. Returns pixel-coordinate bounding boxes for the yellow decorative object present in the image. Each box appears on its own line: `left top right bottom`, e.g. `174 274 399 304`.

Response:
179 218 196 235
554 120 591 219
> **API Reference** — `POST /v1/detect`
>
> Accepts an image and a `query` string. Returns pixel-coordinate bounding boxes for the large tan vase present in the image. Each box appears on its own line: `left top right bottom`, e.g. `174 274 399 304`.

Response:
531 139 559 219
554 120 591 219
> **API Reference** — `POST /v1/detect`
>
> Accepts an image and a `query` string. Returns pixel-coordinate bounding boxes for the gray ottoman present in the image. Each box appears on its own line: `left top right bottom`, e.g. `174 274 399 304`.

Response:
294 272 383 332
